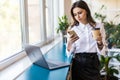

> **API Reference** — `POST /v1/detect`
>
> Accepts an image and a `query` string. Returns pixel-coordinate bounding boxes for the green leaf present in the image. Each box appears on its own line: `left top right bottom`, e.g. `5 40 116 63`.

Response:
56 15 69 34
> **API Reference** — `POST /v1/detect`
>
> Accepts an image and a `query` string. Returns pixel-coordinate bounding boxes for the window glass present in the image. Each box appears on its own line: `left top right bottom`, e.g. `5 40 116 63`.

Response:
45 0 53 39
28 0 41 44
0 0 21 61
53 0 59 36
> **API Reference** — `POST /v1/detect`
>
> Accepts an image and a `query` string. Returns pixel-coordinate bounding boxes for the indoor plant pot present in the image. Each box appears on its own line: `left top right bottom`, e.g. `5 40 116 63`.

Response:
56 15 69 43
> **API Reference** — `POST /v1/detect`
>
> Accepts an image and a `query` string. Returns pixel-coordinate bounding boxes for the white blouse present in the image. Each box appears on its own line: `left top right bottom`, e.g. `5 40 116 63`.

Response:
66 22 107 57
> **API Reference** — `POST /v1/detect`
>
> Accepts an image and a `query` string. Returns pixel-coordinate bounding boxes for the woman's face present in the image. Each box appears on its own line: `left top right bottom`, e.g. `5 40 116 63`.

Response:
73 7 87 24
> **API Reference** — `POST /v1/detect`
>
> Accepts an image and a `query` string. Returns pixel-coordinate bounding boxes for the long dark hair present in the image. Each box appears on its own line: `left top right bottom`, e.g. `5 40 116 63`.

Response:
70 0 96 27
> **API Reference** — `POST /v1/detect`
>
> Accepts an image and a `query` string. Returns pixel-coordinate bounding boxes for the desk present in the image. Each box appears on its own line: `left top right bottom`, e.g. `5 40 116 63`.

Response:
16 42 71 80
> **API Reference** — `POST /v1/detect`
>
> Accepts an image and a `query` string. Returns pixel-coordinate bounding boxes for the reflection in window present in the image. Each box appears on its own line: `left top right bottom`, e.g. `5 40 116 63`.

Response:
0 0 21 61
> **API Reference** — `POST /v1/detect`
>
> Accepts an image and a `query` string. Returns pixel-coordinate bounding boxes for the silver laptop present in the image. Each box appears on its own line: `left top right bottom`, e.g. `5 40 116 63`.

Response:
25 45 69 70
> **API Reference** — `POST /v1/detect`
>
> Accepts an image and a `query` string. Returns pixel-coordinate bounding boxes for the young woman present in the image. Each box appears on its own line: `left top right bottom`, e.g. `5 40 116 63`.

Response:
66 0 107 80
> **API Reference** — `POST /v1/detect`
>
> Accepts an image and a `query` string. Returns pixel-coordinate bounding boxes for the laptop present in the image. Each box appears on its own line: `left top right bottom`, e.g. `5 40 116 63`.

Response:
25 45 69 70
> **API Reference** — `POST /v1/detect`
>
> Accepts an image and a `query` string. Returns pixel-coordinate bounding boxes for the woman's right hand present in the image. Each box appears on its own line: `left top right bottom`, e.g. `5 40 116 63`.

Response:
67 34 79 51
69 34 79 43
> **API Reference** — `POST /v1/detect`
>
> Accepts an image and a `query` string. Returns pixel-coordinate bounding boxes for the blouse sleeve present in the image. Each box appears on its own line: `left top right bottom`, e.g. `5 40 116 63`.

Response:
97 23 108 55
66 27 76 57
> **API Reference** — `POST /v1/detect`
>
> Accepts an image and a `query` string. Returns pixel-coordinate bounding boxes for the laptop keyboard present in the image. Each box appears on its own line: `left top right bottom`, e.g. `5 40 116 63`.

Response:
48 62 58 67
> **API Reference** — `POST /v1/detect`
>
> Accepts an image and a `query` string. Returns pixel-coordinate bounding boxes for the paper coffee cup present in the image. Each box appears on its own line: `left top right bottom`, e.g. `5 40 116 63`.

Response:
92 28 100 39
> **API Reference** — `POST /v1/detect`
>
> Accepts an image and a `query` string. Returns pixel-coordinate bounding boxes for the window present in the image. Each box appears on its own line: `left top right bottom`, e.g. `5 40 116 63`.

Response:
45 0 65 38
53 0 59 36
0 0 62 65
45 0 54 39
28 0 42 44
0 0 21 61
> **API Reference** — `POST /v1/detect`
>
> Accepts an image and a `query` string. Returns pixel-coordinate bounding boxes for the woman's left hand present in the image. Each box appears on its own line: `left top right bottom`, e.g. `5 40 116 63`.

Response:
96 36 102 42
96 36 104 49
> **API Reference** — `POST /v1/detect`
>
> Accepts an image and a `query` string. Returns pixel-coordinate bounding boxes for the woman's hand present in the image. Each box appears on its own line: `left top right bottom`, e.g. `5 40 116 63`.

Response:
96 35 102 42
96 35 104 50
96 36 103 45
69 34 79 43
67 34 79 51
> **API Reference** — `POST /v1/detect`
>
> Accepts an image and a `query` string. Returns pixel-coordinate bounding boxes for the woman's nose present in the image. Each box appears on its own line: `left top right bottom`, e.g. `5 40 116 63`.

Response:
77 14 80 19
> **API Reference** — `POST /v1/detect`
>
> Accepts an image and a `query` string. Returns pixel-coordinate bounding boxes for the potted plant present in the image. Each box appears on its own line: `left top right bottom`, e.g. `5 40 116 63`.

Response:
57 15 69 34
100 53 120 80
56 15 69 43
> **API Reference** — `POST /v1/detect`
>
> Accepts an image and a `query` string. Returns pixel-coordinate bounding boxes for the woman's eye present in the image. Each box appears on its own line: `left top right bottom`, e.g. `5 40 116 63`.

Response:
74 12 82 16
74 13 77 16
78 12 82 14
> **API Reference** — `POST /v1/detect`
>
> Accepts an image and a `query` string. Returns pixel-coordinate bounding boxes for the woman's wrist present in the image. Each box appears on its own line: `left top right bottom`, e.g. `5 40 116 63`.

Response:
97 41 104 50
97 41 103 46
67 41 73 51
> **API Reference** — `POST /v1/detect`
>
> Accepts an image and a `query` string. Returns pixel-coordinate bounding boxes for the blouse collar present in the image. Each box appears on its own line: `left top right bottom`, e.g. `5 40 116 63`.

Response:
79 22 90 29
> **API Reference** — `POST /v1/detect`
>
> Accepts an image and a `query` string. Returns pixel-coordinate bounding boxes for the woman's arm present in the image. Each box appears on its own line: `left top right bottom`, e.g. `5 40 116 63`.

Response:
66 30 79 57
97 23 107 54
